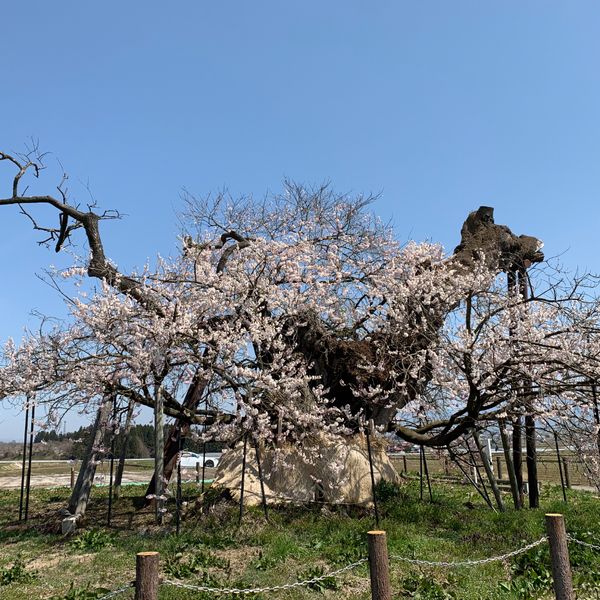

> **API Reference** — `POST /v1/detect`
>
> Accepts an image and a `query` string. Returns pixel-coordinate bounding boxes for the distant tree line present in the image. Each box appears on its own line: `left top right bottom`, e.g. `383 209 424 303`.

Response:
35 424 223 459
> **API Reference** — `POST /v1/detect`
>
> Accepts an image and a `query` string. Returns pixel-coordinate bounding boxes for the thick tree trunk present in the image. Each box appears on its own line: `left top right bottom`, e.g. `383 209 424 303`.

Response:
512 417 524 506
592 382 600 458
211 434 401 506
68 397 112 518
525 412 539 508
113 400 135 501
518 269 539 509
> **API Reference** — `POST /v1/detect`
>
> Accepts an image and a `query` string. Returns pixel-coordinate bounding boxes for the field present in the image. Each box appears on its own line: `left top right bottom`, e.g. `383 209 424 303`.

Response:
0 477 599 599
391 451 595 489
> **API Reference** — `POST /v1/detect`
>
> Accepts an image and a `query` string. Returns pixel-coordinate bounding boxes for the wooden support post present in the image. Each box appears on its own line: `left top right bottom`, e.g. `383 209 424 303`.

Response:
254 440 269 522
135 551 159 600
421 446 433 502
562 459 571 489
366 420 380 527
496 457 502 480
195 462 200 484
554 432 568 503
238 433 248 525
545 514 574 600
201 441 207 494
367 530 391 600
107 396 117 527
499 419 521 509
175 434 183 536
419 446 424 500
473 431 505 512
114 399 135 501
402 454 408 474
70 467 75 490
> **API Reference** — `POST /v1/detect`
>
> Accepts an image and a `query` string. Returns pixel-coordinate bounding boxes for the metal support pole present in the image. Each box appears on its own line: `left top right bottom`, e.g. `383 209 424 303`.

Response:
24 402 36 522
18 403 30 521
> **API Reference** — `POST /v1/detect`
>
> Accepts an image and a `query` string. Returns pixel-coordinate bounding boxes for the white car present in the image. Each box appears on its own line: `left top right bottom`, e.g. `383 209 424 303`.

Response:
179 451 221 469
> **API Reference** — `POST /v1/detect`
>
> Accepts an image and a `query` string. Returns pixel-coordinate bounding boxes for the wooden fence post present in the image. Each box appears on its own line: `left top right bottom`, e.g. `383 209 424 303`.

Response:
545 514 574 600
70 467 75 490
367 530 391 600
135 551 160 600
195 461 200 484
496 457 502 480
562 459 571 489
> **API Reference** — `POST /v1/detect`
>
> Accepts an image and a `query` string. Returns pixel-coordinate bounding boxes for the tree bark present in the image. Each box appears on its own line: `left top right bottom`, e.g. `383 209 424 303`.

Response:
113 400 135 501
144 372 207 505
68 396 112 518
499 419 521 509
473 431 505 511
154 387 164 524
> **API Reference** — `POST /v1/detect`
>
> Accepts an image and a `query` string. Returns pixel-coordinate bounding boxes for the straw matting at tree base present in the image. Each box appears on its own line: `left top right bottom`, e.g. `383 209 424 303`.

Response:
211 433 401 506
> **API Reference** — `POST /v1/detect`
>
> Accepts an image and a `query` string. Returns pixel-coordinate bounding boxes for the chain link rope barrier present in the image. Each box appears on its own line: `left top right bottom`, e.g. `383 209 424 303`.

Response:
64 533 600 598
389 536 548 568
97 582 134 600
163 557 368 595
567 535 600 552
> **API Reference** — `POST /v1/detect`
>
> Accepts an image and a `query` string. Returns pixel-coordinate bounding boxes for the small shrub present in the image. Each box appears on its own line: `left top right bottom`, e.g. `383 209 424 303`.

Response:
251 550 279 571
50 583 113 600
400 572 457 599
0 556 38 586
499 544 552 599
70 529 114 552
374 478 403 503
164 545 224 579
297 565 340 592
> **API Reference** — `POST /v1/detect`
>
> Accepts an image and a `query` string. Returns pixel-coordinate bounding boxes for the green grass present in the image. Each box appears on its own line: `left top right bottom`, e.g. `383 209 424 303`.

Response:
0 480 598 599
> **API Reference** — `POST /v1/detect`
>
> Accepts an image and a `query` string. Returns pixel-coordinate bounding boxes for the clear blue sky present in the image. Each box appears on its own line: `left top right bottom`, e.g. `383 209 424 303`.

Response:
1 1 600 440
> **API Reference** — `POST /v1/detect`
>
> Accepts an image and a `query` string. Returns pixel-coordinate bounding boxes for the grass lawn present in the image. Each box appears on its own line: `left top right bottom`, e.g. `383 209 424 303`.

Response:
0 479 599 599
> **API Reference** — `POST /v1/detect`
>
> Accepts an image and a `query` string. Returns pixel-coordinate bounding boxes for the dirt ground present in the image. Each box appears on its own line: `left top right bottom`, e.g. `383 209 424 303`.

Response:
0 462 215 489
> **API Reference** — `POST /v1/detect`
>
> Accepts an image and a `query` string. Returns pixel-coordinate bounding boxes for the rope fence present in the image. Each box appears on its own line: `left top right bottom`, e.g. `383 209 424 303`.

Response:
91 514 597 600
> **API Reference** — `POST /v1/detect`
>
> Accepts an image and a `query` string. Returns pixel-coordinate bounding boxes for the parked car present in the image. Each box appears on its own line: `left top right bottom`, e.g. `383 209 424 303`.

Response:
179 451 221 469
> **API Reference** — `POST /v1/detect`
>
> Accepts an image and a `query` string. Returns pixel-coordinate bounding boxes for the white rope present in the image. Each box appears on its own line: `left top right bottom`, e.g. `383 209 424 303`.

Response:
163 558 368 595
390 537 548 567
568 535 600 552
